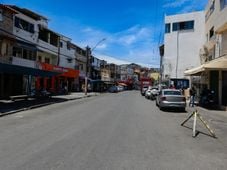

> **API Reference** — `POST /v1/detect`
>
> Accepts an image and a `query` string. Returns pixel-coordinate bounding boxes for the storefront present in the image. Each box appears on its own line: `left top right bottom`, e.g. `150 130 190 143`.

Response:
0 62 60 99
36 63 79 94
184 55 227 109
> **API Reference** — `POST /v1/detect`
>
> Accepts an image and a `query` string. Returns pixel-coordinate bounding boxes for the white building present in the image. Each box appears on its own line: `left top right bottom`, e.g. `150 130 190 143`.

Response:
120 64 134 81
163 11 205 80
58 35 75 69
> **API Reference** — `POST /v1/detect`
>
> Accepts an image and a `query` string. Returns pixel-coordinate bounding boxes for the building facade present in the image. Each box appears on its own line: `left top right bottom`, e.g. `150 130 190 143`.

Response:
0 5 79 98
163 11 205 81
185 0 227 108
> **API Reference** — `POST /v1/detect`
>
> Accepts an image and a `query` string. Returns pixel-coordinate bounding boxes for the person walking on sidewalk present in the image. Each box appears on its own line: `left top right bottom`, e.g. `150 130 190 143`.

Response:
189 86 196 107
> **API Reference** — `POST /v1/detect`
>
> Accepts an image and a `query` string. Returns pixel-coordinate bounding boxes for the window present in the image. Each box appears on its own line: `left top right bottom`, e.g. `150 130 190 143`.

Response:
44 58 50 64
173 21 194 31
79 64 83 70
172 20 194 31
38 56 42 62
23 49 28 59
210 0 215 14
14 17 34 33
0 9 3 21
165 23 170 33
67 58 72 63
49 32 58 47
164 91 181 96
67 41 71 50
209 27 214 39
220 0 227 9
13 47 22 58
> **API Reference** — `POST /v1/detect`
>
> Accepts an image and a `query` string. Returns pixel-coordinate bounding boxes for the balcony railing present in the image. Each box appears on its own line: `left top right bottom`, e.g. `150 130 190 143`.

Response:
0 56 12 64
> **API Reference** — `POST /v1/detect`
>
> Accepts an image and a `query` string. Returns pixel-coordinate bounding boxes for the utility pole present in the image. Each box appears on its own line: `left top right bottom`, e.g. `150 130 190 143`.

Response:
84 38 106 95
85 46 91 95
176 31 179 79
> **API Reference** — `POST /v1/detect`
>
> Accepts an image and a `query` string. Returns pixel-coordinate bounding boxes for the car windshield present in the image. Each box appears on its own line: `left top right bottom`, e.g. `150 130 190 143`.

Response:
164 91 181 95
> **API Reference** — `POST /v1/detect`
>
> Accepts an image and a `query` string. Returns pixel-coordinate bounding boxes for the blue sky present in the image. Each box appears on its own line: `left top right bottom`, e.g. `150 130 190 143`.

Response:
3 0 207 67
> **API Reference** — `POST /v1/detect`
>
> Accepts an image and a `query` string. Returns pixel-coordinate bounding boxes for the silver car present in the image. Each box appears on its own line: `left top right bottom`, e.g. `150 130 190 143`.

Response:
156 89 186 111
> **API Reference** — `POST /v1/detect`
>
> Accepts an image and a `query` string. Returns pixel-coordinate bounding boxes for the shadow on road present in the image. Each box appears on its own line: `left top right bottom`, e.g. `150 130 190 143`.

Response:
161 108 188 113
0 97 68 115
181 124 217 139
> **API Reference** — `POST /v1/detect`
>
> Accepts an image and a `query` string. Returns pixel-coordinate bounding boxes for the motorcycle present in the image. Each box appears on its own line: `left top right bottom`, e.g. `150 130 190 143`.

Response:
199 89 215 107
30 88 52 98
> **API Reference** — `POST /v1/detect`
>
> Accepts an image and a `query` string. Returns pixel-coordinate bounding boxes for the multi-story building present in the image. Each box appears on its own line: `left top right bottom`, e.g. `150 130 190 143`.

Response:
185 0 227 108
0 5 79 98
0 5 18 98
71 43 87 91
91 56 101 80
163 11 205 83
0 5 60 98
120 64 134 81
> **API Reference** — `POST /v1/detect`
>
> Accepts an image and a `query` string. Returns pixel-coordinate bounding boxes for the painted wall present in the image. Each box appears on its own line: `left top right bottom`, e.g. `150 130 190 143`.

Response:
13 13 39 44
164 11 205 79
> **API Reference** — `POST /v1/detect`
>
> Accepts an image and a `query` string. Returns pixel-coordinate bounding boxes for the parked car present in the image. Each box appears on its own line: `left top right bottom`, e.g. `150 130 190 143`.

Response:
141 86 149 96
156 89 186 111
108 86 118 93
150 86 159 100
117 85 124 92
145 89 152 99
30 88 52 98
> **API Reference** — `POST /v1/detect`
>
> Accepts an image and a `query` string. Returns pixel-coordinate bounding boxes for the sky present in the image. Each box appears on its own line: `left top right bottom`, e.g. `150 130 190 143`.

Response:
2 0 208 67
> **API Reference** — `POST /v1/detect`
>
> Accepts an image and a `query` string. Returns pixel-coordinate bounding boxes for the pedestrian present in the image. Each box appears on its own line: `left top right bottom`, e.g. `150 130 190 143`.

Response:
189 86 196 107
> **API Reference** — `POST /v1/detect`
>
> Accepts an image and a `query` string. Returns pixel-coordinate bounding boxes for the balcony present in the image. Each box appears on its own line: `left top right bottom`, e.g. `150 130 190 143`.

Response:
204 34 216 50
216 22 227 34
0 56 61 77
0 56 12 64
12 56 36 68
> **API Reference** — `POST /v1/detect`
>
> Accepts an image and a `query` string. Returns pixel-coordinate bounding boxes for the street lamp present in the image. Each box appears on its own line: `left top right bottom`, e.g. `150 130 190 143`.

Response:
91 38 106 52
84 38 106 95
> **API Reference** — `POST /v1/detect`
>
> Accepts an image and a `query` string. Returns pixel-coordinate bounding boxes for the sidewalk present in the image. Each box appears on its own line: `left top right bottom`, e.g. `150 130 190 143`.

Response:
0 92 99 117
186 105 227 143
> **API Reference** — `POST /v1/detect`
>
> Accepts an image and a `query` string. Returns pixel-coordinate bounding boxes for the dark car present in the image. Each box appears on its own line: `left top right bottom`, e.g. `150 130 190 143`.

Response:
141 86 149 96
108 86 118 93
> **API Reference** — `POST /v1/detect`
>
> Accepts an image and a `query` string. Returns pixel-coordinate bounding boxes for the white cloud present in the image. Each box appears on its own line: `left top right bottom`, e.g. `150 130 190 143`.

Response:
71 24 159 68
96 54 130 65
114 25 152 46
163 0 190 8
163 0 207 13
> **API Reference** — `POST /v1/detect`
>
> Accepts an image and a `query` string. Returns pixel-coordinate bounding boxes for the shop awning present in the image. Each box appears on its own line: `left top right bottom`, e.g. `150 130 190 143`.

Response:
0 62 60 77
184 55 227 76
184 65 204 76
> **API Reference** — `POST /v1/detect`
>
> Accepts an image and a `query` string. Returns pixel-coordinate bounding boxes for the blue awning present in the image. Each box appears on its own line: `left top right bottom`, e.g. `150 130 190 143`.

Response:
0 63 60 77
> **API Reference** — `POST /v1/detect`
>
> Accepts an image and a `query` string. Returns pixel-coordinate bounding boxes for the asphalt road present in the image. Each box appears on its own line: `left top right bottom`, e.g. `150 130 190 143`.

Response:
0 91 226 170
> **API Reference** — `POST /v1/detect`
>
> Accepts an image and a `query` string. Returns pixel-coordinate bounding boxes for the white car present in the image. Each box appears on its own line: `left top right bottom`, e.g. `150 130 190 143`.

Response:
117 85 124 92
150 86 159 100
145 89 152 99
